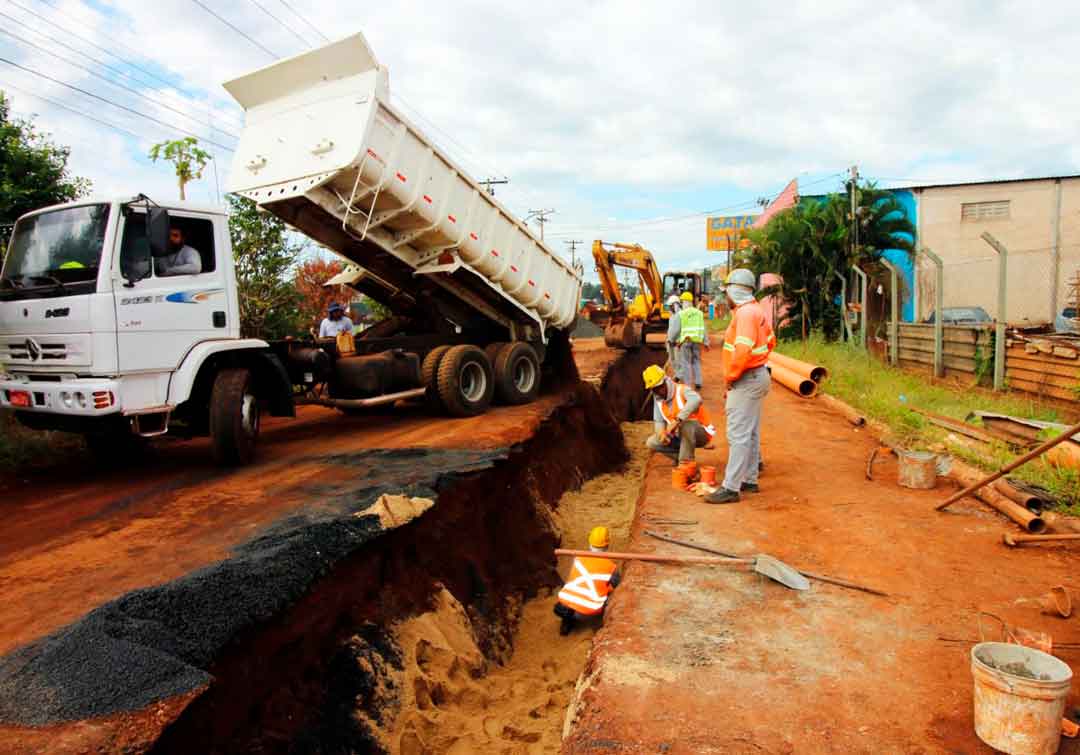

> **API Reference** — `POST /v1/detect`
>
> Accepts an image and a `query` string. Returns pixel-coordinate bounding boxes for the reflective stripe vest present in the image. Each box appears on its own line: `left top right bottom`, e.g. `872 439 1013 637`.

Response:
655 383 716 437
722 300 776 383
677 306 706 344
558 556 617 615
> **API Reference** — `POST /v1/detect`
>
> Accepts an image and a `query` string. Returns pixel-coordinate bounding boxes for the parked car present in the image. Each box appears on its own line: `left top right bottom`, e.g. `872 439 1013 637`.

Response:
924 307 993 325
1054 307 1080 335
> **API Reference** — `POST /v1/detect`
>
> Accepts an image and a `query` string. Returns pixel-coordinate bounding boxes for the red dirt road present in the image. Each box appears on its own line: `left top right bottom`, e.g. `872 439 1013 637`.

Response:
564 349 1080 753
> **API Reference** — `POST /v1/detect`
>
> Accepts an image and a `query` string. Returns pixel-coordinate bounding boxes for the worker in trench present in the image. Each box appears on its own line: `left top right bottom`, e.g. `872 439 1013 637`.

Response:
705 269 776 505
643 364 715 465
666 292 709 389
554 527 620 635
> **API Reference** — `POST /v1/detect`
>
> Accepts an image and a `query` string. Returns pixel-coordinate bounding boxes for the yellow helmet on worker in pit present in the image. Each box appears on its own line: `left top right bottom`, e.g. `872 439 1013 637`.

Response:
680 291 693 302
588 526 610 549
642 364 665 389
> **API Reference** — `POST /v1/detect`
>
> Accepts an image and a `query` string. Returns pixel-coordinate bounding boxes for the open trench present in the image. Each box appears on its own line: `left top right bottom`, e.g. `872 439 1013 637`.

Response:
149 346 662 754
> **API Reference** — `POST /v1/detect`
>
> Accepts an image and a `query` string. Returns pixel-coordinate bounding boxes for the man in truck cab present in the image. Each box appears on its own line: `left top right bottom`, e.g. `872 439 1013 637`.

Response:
155 225 203 276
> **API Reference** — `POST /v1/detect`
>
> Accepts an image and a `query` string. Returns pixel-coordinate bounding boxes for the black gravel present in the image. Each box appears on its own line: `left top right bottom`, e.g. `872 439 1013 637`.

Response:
0 447 507 726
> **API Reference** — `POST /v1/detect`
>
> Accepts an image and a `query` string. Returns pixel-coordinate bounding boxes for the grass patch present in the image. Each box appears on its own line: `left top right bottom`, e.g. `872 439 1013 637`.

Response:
778 335 1080 512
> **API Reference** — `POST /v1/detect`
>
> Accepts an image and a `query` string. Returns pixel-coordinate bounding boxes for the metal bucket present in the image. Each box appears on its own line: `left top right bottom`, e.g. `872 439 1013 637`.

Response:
971 642 1073 755
897 450 937 489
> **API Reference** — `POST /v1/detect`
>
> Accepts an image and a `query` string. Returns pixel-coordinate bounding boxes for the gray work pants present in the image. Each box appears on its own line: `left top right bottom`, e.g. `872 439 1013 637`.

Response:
722 366 770 491
676 342 703 387
646 419 710 463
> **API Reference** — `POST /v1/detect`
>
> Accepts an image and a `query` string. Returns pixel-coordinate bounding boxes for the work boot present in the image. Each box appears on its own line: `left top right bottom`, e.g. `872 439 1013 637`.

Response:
705 487 740 504
741 482 760 493
559 616 575 636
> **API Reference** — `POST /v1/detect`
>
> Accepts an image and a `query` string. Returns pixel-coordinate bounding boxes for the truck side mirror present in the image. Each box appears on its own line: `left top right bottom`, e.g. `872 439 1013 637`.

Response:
147 207 170 258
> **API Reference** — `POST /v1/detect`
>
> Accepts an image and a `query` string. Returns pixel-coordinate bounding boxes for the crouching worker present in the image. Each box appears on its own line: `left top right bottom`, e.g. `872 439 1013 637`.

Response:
554 526 620 635
643 364 715 464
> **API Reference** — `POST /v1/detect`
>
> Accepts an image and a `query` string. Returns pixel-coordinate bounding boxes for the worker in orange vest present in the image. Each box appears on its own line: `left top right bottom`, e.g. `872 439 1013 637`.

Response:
706 268 776 504
643 364 715 464
554 526 620 635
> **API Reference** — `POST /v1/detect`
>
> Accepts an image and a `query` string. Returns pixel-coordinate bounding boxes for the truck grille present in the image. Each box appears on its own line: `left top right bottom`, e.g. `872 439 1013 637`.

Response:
0 336 91 367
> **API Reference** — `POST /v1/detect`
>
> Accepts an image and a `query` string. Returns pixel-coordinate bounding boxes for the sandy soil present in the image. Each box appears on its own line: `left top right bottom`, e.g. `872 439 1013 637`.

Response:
370 421 653 754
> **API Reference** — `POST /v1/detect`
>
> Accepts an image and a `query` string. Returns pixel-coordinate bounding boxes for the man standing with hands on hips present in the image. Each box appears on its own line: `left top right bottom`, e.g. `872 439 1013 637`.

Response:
706 269 775 505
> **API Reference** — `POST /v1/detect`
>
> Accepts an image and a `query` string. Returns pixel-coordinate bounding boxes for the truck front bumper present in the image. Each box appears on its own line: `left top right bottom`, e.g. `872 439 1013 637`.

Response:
0 376 122 416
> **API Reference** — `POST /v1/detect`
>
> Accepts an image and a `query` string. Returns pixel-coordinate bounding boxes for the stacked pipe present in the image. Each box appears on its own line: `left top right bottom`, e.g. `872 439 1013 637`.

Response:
766 352 828 398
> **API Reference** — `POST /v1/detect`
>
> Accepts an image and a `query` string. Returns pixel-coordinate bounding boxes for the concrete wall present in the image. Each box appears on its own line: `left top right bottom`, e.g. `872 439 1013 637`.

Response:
914 177 1080 325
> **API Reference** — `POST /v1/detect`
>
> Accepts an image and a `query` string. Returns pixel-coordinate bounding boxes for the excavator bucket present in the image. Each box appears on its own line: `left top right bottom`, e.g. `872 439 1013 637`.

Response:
604 319 643 349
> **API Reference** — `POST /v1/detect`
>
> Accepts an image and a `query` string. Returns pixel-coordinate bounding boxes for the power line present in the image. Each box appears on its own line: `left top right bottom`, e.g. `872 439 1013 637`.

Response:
190 0 280 59
247 0 313 48
564 239 582 267
1 78 150 142
0 55 235 152
275 0 330 42
0 25 239 141
526 208 555 240
14 0 243 128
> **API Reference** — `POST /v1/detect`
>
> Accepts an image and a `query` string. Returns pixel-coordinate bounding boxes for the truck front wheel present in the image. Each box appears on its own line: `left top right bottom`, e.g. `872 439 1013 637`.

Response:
210 367 260 465
437 345 494 417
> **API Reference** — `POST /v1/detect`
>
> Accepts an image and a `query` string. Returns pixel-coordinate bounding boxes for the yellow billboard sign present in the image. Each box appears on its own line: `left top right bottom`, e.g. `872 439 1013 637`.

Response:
706 215 758 251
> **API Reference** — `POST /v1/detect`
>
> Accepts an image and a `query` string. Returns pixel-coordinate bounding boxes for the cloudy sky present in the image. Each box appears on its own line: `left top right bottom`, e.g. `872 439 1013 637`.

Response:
2 0 1078 276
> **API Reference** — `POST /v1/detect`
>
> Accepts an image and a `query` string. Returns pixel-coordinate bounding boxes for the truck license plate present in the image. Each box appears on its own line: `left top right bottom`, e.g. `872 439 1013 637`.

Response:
7 390 30 407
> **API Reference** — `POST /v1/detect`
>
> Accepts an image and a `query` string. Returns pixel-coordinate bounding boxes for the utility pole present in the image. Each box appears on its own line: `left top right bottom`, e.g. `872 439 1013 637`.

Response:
849 164 860 260
526 208 555 241
479 176 509 196
564 239 582 267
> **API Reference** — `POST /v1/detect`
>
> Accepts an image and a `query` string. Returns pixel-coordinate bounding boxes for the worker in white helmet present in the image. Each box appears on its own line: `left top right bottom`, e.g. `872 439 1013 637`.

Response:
554 526 620 635
664 294 681 368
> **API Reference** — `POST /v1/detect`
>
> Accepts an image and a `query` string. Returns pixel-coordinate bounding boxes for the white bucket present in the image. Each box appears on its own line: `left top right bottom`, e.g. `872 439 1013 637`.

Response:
971 642 1073 754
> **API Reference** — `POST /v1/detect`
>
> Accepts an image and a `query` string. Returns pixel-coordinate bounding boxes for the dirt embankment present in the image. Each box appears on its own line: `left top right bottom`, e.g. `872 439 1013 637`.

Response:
148 346 662 753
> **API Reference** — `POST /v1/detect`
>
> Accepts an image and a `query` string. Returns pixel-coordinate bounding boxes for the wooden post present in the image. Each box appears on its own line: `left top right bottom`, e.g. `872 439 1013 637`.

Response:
880 259 900 365
835 271 852 342
920 247 944 378
981 232 1008 391
853 266 868 350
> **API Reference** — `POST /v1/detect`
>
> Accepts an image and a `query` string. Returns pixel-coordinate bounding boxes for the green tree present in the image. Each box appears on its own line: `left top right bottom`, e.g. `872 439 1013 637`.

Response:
0 91 91 251
228 194 305 339
743 183 915 340
149 136 211 201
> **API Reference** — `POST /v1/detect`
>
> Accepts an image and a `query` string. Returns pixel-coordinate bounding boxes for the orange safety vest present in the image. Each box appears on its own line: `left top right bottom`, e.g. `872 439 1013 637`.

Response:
722 300 776 383
558 556 618 616
655 383 716 437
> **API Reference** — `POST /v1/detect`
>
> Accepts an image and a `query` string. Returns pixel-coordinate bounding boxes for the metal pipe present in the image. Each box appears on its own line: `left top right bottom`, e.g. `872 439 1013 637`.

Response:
768 363 818 398
880 258 900 366
768 352 828 382
920 247 945 378
1003 533 1080 547
993 479 1048 513
853 266 868 349
301 387 428 409
981 232 1007 390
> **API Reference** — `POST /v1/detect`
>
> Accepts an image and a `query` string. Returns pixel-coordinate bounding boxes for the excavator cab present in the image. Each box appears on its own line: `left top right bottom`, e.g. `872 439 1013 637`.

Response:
661 271 709 309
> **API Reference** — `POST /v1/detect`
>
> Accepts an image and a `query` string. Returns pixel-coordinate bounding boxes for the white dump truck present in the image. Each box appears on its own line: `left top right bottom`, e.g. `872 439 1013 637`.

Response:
0 33 581 464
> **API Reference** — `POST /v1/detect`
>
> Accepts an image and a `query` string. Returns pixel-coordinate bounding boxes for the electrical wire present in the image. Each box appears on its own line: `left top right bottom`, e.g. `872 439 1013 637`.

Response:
0 55 235 152
275 0 330 42
0 25 239 141
1 77 150 142
247 0 313 48
17 0 244 130
190 0 280 59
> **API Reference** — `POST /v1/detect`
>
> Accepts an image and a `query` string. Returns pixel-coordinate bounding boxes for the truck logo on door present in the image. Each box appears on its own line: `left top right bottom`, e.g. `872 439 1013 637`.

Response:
24 338 40 361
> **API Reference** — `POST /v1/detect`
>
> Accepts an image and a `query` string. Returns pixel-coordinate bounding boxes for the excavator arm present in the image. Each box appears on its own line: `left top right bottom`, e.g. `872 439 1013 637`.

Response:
589 240 665 348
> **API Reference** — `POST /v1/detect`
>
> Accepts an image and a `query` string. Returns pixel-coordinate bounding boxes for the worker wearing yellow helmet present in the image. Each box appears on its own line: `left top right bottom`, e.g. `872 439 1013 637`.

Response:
666 289 709 390
642 364 715 465
554 526 620 635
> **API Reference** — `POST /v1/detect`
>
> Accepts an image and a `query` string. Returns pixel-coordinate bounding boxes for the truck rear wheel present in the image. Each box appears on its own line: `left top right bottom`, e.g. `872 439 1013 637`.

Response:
493 342 540 405
421 345 454 409
210 367 260 466
437 345 494 417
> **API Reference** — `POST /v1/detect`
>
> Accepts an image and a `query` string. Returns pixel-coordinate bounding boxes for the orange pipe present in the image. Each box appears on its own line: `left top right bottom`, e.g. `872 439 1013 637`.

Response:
769 351 829 382
769 363 818 398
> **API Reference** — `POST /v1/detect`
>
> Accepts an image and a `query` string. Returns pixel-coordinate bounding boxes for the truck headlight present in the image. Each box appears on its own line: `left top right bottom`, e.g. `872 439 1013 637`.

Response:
75 391 87 408
60 391 73 408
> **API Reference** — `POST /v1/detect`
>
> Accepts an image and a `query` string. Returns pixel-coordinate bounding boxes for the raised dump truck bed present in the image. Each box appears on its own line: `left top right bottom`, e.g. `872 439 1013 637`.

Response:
224 33 580 344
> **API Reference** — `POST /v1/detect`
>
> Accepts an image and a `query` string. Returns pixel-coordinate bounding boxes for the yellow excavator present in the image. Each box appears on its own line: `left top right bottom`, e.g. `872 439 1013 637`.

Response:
588 240 709 348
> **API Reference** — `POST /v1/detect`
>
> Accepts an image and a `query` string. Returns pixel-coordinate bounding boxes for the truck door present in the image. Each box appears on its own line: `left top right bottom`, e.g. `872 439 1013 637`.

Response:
114 211 232 373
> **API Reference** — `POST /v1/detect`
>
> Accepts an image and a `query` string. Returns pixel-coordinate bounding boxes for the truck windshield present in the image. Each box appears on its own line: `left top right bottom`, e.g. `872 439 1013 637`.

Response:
3 204 109 287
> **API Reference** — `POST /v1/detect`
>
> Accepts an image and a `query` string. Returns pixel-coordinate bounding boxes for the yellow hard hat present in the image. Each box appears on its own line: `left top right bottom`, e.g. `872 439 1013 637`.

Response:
588 526 610 549
642 364 665 389
680 291 693 302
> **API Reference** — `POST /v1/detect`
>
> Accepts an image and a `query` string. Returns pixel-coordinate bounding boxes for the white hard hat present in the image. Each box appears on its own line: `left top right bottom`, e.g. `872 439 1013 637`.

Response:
724 268 757 290
666 294 680 307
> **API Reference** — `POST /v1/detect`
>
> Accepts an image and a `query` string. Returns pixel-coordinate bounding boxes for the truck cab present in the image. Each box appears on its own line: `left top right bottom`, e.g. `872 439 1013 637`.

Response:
0 196 289 463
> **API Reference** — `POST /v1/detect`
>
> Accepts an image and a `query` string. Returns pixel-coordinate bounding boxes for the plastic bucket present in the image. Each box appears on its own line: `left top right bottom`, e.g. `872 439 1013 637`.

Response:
897 450 937 489
700 465 717 486
970 642 1073 754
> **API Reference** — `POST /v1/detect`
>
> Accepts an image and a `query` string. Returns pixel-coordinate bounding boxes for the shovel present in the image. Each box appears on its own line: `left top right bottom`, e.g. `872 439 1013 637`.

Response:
554 548 810 591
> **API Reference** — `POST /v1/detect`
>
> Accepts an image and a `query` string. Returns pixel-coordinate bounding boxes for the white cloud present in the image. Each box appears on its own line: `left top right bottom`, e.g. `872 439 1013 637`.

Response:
1 0 1078 276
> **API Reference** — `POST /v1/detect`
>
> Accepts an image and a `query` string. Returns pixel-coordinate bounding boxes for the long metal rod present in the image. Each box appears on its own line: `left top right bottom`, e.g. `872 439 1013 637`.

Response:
301 387 428 409
554 548 748 565
981 232 1008 390
936 419 1080 511
920 247 945 378
642 530 890 597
